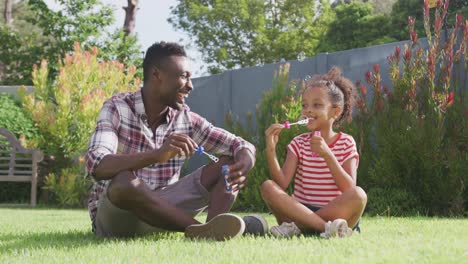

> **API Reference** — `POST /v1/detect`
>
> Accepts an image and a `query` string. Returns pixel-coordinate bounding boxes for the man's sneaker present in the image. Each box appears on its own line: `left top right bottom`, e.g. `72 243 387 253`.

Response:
184 213 245 241
320 218 353 239
242 214 269 236
270 222 302 237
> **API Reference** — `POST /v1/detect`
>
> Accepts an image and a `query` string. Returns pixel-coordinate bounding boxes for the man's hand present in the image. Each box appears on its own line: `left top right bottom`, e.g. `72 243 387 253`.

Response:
155 133 198 163
225 149 255 192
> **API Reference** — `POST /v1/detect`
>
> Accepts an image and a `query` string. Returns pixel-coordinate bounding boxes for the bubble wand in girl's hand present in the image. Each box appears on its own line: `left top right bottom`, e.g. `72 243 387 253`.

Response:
283 118 310 129
311 130 321 157
195 146 219 163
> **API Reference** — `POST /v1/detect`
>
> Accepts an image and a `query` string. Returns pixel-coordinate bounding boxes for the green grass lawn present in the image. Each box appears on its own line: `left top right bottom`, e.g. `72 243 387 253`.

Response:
0 208 466 263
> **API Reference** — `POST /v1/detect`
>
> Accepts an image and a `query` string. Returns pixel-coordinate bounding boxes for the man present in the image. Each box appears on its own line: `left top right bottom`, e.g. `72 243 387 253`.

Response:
86 41 267 240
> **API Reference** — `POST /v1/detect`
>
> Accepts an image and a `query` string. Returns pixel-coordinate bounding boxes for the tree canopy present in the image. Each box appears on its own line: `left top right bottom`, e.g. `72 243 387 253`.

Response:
169 0 335 74
170 0 467 75
0 0 142 85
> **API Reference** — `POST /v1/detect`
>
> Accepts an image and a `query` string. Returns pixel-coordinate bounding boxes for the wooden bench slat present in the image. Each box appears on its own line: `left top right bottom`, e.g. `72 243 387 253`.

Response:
0 157 33 161
0 169 33 174
11 164 33 168
0 176 33 182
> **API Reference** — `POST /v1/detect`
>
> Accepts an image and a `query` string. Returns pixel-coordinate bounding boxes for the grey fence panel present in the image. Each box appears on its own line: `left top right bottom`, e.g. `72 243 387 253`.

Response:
186 73 231 127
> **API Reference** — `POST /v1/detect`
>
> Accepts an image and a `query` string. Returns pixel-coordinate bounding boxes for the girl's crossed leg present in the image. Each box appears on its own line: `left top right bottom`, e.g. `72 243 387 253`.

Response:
260 180 367 233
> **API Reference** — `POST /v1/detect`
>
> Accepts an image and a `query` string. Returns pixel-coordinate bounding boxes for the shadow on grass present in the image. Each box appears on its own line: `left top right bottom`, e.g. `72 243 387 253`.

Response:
0 230 181 254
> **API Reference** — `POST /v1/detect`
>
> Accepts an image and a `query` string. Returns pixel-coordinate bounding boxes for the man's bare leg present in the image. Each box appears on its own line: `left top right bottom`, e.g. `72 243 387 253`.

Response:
107 171 199 232
199 156 237 221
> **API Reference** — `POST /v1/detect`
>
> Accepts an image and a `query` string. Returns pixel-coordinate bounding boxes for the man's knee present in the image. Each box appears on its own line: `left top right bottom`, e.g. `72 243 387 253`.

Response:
107 171 144 208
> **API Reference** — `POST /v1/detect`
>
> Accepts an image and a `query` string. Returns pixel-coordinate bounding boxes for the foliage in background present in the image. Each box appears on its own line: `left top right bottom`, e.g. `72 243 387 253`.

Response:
44 160 91 208
169 0 335 74
344 0 467 216
389 0 468 41
0 0 142 85
317 2 397 52
227 64 307 211
0 93 39 143
18 43 141 206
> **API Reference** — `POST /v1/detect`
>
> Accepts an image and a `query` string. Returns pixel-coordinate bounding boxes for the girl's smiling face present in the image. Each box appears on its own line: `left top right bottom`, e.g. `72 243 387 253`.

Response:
301 86 342 131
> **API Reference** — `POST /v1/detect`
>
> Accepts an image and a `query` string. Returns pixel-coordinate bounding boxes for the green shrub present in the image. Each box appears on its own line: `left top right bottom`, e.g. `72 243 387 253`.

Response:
344 1 467 216
366 188 421 216
0 93 39 143
44 161 92 208
18 42 141 207
228 64 308 211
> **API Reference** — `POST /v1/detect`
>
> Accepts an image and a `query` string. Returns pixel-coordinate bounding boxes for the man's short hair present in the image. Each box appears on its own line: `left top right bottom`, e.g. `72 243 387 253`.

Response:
143 41 187 82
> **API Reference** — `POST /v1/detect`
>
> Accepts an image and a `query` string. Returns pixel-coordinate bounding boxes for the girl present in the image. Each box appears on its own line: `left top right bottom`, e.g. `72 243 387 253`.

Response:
261 67 367 238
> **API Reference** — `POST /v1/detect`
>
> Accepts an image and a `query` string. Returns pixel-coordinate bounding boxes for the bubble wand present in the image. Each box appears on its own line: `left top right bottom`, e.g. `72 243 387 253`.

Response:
283 118 310 129
311 130 321 157
195 146 219 163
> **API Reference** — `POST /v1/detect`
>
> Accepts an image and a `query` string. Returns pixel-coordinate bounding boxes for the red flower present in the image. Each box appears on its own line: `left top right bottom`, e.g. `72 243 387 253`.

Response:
447 92 454 107
408 16 415 28
373 64 380 73
365 70 372 84
456 14 463 26
423 1 429 18
411 31 418 43
404 45 412 63
395 46 401 58
361 84 367 95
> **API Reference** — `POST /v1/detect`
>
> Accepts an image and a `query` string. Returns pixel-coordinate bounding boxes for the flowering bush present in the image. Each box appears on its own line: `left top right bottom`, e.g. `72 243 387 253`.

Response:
19 42 141 206
226 63 307 211
347 0 467 216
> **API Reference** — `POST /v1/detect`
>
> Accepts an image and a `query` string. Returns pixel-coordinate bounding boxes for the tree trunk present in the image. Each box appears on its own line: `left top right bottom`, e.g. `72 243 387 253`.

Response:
123 0 138 36
4 0 13 26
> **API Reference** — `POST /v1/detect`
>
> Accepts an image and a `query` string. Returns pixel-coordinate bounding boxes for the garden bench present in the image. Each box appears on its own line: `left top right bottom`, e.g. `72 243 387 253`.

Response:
0 128 43 206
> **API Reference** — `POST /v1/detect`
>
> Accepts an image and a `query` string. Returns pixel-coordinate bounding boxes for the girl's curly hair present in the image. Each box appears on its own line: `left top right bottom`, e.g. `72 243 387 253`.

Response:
305 66 356 125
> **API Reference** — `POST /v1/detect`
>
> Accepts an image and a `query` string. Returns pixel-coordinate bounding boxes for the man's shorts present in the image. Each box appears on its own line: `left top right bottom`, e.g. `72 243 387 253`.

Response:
94 167 210 237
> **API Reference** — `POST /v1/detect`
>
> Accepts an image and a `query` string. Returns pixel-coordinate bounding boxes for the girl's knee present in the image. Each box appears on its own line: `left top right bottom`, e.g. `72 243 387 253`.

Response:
107 171 142 206
260 180 278 198
351 186 367 205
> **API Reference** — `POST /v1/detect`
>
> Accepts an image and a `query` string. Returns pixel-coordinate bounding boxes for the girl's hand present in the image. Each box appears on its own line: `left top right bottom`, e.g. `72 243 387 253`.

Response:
265 124 284 150
309 134 332 157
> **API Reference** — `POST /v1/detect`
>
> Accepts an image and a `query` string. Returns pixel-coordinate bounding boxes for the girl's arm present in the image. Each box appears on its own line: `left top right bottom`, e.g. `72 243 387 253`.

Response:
309 135 357 192
322 154 357 191
265 124 298 190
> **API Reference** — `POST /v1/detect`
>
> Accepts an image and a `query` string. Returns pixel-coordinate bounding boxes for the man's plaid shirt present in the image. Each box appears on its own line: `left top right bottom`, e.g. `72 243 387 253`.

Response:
86 90 255 227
